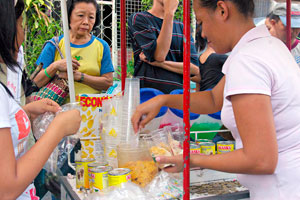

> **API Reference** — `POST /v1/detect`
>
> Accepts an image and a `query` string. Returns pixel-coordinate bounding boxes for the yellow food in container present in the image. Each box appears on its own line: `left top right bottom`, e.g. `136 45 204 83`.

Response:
122 160 158 187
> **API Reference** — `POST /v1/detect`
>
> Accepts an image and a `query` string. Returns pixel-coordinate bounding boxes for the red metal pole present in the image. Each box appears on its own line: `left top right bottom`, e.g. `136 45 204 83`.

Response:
120 0 127 91
287 0 291 50
183 0 191 199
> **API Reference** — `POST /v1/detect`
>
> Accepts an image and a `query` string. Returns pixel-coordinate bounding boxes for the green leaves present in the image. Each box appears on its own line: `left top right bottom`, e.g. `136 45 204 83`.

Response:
113 60 135 81
24 0 62 75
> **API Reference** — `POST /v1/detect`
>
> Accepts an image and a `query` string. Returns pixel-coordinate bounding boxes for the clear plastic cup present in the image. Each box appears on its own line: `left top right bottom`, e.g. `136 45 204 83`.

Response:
103 143 118 168
120 78 140 146
117 141 158 187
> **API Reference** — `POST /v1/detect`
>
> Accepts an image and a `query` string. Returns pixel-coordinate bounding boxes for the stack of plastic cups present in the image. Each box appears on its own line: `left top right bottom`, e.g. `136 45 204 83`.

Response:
101 97 123 168
97 99 111 162
120 78 140 146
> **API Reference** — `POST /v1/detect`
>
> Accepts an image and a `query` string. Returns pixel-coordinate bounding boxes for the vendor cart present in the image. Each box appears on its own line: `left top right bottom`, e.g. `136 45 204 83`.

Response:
56 0 291 199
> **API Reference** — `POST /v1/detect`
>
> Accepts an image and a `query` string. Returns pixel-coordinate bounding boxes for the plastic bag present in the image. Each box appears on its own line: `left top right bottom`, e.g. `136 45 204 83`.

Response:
85 182 152 200
32 102 81 174
32 111 55 140
84 171 182 200
145 171 183 200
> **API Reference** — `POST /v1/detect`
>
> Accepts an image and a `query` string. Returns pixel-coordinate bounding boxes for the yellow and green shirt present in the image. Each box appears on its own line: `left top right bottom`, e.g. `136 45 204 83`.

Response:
36 35 114 96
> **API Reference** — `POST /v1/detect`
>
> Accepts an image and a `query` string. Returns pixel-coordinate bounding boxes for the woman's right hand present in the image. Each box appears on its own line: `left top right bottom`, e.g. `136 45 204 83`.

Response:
131 95 165 133
51 109 81 137
54 59 80 72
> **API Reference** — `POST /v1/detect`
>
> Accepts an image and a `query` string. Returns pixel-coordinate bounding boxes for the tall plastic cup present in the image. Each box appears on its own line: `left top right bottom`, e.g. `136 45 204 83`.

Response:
120 78 140 145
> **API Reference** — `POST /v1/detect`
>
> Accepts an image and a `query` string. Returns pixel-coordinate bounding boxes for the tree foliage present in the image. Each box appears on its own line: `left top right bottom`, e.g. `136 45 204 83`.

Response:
24 0 63 74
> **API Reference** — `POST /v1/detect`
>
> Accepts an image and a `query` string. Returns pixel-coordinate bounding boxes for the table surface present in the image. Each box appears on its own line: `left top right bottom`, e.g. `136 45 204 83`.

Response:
60 169 249 200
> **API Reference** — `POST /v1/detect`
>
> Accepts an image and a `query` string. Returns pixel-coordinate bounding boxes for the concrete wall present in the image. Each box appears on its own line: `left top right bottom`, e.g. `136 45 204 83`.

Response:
254 0 275 17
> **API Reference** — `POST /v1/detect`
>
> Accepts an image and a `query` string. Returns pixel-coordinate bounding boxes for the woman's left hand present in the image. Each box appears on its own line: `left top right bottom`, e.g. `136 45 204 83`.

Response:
156 155 184 173
58 71 82 82
23 99 61 120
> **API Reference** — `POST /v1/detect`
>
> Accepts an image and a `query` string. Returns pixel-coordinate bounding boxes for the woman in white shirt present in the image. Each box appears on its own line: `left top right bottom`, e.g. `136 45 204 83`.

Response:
132 0 300 199
0 1 81 199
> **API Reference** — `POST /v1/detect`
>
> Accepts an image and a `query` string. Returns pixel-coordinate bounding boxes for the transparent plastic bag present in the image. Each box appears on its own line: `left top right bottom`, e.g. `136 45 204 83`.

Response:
145 171 183 200
32 111 55 140
32 102 81 140
32 102 81 174
148 128 173 169
84 182 152 200
165 124 184 155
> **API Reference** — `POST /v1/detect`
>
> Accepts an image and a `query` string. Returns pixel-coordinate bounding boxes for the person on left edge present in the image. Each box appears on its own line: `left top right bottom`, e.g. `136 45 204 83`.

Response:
0 0 82 199
34 0 114 102
0 0 28 106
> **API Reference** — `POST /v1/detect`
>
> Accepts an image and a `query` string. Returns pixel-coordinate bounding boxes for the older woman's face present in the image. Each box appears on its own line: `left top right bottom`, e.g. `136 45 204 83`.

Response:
69 2 96 36
193 0 228 53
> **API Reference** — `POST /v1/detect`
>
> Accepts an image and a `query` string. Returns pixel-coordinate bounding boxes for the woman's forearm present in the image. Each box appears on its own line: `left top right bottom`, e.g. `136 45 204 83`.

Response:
193 94 277 175
33 63 57 87
79 72 113 91
191 148 276 174
0 125 63 199
163 61 200 75
161 79 223 114
154 13 174 61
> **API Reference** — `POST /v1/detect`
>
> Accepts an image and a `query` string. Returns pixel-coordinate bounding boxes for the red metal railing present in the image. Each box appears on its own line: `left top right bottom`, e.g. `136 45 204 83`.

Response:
182 0 191 199
120 0 127 91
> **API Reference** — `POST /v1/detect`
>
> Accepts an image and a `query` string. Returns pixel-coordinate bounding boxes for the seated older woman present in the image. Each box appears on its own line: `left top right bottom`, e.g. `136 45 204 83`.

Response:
34 0 114 101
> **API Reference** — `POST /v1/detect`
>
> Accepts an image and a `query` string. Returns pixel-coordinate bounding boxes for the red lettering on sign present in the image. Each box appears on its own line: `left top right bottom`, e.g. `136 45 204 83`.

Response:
218 146 232 150
78 95 113 107
292 11 300 16
190 150 201 154
80 96 87 106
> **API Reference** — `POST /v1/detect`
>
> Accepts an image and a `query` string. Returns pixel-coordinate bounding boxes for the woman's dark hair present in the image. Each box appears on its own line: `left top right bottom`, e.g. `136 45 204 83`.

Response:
0 0 18 69
67 0 100 30
266 11 280 22
15 0 25 61
196 24 207 52
198 0 255 18
15 0 25 20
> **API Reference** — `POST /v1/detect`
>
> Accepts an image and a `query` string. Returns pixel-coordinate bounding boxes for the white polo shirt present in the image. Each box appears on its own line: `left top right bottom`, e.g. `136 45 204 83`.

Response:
221 25 300 199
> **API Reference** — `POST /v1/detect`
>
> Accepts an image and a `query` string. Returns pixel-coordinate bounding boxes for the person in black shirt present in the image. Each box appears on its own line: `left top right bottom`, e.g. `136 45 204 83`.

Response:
128 0 200 94
196 25 228 91
196 25 233 142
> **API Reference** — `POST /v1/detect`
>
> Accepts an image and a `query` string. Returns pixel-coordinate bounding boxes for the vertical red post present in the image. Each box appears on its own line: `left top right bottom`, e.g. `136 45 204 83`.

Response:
120 0 127 91
287 0 291 51
183 0 191 199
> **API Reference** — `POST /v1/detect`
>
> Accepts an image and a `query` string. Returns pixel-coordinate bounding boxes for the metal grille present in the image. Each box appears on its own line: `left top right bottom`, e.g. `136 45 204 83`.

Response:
116 0 143 66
